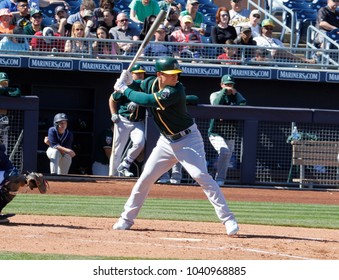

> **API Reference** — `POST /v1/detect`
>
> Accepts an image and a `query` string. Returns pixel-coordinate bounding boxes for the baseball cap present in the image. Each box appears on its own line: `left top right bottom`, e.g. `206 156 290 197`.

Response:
241 25 252 33
30 8 42 17
261 18 275 27
181 15 193 23
250 9 261 17
55 5 66 15
188 0 199 4
221 75 235 84
83 9 94 18
0 8 12 17
156 24 166 32
130 64 146 73
0 72 9 83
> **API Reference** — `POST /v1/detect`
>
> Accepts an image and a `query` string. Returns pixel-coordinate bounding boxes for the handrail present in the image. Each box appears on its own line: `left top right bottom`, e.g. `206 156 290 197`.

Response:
306 25 339 66
248 0 294 48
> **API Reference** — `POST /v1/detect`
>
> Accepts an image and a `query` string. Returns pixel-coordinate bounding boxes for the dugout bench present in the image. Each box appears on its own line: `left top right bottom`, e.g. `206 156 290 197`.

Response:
291 140 339 188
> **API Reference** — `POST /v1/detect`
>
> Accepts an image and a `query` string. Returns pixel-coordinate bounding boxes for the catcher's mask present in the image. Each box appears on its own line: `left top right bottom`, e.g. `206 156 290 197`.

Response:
53 113 68 127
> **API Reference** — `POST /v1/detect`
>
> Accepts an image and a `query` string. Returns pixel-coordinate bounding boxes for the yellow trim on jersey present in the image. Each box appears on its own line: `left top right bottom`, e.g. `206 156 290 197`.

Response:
151 78 175 135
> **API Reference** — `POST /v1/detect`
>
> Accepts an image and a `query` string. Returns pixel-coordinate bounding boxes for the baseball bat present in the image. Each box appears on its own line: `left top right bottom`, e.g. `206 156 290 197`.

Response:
127 9 167 71
109 9 167 177
9 129 23 162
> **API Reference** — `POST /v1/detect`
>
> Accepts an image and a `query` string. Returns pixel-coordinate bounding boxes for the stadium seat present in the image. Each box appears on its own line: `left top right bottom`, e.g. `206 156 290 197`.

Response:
295 9 317 46
203 13 216 24
199 4 218 15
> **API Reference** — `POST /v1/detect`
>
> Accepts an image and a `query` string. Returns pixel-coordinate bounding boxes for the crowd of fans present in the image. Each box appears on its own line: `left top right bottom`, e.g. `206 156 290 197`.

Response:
0 0 338 64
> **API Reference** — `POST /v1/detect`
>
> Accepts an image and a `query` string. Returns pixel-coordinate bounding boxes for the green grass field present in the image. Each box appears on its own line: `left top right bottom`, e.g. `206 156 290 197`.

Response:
1 193 339 260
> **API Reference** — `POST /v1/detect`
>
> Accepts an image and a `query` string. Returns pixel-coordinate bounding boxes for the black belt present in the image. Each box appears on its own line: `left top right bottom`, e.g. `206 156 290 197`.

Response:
164 129 192 141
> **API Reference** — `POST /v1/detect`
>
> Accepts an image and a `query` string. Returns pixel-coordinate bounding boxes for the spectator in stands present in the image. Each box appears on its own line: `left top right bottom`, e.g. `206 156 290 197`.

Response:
129 0 160 24
236 9 261 38
30 26 64 53
94 0 118 29
52 5 72 37
93 25 119 58
163 2 181 39
180 0 204 35
64 21 90 55
109 12 140 55
100 9 116 30
169 15 202 57
234 25 257 60
158 0 181 12
10 0 30 27
229 0 250 27
208 74 246 186
0 8 15 34
315 0 339 48
92 126 113 176
0 25 29 52
139 14 156 40
23 8 44 36
142 24 173 57
217 39 240 64
67 0 97 37
211 7 237 45
254 19 316 64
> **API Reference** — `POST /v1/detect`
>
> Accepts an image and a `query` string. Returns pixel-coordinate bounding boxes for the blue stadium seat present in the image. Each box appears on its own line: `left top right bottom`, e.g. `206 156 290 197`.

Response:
67 0 81 14
203 13 216 24
295 9 317 46
199 4 218 15
327 28 339 43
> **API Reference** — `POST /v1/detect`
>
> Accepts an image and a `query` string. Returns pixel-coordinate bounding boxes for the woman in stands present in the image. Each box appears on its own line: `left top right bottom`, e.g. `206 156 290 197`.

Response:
64 21 89 55
92 25 120 58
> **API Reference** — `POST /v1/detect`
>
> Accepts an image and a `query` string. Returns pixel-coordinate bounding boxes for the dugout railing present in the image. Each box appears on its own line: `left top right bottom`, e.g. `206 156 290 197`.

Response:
0 96 39 173
143 105 339 189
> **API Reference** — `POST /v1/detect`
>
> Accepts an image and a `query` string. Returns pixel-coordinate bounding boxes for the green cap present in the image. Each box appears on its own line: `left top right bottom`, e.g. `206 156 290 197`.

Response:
155 57 182 74
261 18 275 27
30 8 42 17
130 64 146 73
221 75 235 84
0 72 9 83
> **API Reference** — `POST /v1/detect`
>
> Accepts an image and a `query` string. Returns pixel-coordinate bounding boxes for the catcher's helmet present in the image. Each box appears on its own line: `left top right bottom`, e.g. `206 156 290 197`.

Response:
0 72 9 83
155 57 182 74
53 113 68 126
130 64 146 73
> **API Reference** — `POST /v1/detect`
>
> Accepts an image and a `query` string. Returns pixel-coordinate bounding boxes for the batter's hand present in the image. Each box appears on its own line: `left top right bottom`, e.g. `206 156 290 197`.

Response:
127 102 138 112
111 113 120 123
114 78 128 93
120 70 133 85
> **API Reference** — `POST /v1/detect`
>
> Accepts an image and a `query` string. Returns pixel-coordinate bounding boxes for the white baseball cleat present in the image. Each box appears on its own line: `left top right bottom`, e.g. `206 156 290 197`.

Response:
112 218 133 230
225 219 239 236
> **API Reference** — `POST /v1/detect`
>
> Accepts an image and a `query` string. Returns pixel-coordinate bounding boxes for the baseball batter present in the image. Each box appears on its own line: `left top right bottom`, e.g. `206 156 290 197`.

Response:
112 57 239 235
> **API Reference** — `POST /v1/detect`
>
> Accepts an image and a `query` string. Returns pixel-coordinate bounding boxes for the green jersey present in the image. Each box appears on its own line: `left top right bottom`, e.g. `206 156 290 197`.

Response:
124 76 194 135
208 88 247 137
112 81 146 122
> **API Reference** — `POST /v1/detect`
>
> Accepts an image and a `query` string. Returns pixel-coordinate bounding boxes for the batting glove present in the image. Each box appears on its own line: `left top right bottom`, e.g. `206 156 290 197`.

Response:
120 70 133 85
127 102 138 112
114 78 128 93
111 113 120 123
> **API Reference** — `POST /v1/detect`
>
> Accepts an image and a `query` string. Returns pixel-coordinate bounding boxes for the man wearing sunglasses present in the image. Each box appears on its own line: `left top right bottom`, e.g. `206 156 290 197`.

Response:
109 12 140 54
254 19 316 64
23 8 44 36
229 0 250 27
